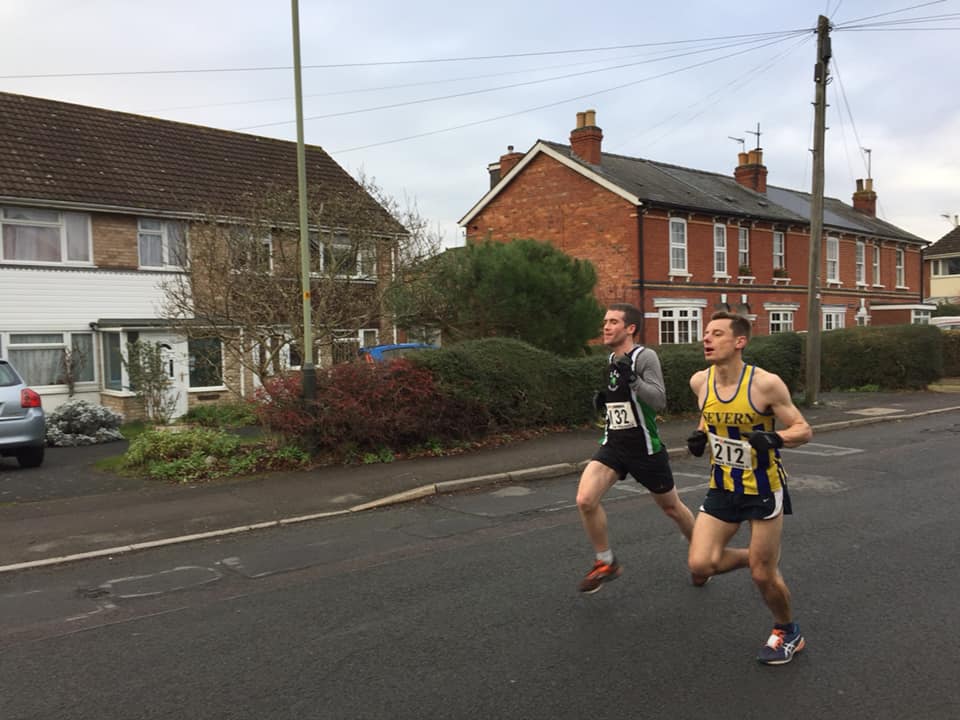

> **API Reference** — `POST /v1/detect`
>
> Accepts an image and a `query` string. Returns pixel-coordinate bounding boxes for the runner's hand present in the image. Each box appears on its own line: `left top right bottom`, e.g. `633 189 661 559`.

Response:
592 390 607 414
612 354 637 383
744 431 784 452
686 430 708 457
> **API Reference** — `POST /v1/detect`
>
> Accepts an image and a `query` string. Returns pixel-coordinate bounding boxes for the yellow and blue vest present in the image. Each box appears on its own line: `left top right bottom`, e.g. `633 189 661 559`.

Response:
700 364 786 495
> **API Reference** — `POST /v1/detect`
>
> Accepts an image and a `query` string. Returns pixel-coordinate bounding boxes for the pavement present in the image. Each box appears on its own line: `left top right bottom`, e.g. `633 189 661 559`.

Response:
1 386 959 573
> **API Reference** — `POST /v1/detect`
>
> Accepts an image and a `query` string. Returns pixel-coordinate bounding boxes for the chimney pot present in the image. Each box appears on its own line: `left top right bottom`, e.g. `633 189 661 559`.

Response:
865 178 873 192
570 110 603 165
576 111 586 129
734 148 768 193
856 178 864 192
584 109 597 126
738 152 749 166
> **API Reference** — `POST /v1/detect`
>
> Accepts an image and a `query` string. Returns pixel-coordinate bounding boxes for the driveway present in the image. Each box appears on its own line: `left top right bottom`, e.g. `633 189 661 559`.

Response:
0 440 150 503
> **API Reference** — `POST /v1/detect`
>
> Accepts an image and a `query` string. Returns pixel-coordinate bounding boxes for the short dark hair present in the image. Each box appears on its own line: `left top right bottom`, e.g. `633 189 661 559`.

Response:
609 303 642 335
710 310 752 340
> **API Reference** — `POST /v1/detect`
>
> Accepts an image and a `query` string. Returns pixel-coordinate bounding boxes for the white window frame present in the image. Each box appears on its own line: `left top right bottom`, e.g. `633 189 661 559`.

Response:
0 206 92 265
826 236 840 284
822 306 846 331
896 248 906 288
912 309 931 324
138 218 186 269
873 244 882 286
768 310 795 334
855 240 866 285
654 298 706 345
932 257 960 276
772 231 785 271
713 224 727 277
738 227 750 272
669 218 688 275
3 331 96 388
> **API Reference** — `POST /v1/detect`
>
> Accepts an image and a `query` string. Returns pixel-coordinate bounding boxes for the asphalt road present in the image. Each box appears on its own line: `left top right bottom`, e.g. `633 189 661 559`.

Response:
1 412 958 720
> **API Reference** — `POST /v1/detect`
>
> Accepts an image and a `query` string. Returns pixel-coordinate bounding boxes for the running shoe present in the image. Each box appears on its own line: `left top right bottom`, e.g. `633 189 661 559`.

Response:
578 558 622 593
756 625 805 665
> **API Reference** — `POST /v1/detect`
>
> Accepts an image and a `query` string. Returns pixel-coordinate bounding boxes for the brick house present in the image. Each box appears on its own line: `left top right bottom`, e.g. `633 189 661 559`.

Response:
924 224 960 305
0 92 403 417
460 110 933 347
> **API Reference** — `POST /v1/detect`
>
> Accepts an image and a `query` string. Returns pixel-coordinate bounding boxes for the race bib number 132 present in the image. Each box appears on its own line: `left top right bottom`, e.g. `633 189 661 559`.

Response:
605 401 638 430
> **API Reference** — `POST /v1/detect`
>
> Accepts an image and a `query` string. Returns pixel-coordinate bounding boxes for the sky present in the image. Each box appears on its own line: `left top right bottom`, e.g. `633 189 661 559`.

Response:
1 0 957 249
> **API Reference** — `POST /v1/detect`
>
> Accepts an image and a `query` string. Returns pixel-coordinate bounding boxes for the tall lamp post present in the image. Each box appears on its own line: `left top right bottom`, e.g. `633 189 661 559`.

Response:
291 0 316 402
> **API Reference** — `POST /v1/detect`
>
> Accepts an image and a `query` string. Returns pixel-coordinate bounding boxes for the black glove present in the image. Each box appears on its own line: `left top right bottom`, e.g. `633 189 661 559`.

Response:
592 390 607 414
744 431 784 453
613 354 637 384
687 430 708 457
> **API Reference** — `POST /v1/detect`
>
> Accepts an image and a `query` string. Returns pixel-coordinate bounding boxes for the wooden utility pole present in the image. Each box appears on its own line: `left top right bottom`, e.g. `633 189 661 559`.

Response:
804 14 831 406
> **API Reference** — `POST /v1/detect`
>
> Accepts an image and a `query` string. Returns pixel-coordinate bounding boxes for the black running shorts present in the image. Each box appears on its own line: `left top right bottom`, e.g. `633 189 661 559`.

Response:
591 444 675 494
700 485 793 523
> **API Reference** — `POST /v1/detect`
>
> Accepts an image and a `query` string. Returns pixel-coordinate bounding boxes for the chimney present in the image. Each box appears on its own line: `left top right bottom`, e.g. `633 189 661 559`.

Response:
852 177 877 217
734 148 768 193
570 108 603 165
496 145 524 183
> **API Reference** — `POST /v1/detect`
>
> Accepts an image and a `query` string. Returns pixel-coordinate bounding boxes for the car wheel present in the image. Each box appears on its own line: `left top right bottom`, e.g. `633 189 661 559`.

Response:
16 446 44 468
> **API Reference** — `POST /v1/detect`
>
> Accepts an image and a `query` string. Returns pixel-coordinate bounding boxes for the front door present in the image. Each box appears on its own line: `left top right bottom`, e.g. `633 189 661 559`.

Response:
143 333 189 420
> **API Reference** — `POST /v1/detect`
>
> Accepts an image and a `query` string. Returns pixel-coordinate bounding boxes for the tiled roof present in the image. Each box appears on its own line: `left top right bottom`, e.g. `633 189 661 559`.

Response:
0 92 400 230
925 225 960 256
540 141 924 244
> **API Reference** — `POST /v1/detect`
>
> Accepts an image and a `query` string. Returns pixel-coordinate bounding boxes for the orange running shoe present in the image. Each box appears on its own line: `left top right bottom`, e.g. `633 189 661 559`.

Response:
577 558 622 593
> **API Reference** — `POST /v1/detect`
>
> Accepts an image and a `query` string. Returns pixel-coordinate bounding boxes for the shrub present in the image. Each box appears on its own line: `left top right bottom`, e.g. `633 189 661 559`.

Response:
820 324 943 390
182 401 257 428
743 332 805 393
942 329 960 377
123 427 307 482
45 399 124 446
657 343 708 415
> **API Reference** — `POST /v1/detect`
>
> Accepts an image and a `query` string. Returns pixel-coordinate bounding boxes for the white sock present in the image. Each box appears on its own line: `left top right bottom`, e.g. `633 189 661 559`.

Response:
596 549 614 564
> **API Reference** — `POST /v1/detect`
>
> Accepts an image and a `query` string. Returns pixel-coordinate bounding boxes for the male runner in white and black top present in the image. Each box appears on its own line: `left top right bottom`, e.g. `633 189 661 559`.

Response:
575 303 697 593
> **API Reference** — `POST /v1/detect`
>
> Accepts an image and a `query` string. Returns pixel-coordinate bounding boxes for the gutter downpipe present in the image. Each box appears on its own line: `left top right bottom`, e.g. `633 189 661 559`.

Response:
637 204 646 343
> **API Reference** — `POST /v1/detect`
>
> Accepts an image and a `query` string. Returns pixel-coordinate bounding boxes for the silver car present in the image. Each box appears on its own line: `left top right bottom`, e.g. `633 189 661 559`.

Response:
0 359 45 468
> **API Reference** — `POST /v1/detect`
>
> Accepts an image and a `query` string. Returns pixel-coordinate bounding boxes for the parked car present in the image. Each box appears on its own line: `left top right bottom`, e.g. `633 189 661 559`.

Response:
0 359 46 468
357 343 438 364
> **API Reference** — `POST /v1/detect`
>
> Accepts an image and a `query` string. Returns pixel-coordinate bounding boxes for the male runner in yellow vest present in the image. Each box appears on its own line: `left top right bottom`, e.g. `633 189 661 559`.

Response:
686 311 812 665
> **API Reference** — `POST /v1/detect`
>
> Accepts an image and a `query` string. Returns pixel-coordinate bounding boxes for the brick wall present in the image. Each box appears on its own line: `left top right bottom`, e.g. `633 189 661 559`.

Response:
92 213 139 268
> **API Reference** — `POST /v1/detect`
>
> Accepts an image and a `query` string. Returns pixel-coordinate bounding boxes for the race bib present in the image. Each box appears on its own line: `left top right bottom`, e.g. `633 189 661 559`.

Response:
708 432 753 470
606 401 638 430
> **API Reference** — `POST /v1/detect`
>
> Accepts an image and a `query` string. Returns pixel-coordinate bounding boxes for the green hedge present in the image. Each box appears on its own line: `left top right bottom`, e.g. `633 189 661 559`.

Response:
942 330 960 377
819 324 943 390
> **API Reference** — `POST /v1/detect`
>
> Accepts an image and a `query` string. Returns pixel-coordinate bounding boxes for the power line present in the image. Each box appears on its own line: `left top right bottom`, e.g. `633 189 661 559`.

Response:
331 33 804 154
833 0 946 27
0 29 813 81
236 32 807 131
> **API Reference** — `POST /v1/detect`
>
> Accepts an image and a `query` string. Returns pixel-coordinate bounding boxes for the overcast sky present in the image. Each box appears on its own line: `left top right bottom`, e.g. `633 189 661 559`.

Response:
1 0 957 248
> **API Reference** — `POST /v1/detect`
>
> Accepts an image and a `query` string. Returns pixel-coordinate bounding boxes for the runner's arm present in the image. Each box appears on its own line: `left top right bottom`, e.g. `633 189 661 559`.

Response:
756 370 812 448
689 369 709 431
631 350 666 411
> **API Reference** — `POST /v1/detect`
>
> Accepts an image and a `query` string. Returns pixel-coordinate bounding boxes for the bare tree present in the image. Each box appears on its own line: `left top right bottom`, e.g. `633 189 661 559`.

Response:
160 174 442 391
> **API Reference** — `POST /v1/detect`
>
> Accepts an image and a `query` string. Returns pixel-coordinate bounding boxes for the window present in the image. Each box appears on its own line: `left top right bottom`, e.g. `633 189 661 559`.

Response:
138 218 185 268
332 328 379 364
912 309 931 325
188 338 223 388
932 257 960 276
855 241 866 285
823 309 845 331
658 307 701 344
229 227 273 272
713 224 727 275
873 244 882 285
826 237 840 283
773 231 785 271
103 333 123 390
738 227 750 271
1 206 91 264
6 332 94 386
314 232 377 278
669 219 687 274
896 249 905 287
769 311 794 333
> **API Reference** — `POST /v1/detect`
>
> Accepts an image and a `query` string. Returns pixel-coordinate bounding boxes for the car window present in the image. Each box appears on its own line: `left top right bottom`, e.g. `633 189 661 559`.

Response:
0 362 21 387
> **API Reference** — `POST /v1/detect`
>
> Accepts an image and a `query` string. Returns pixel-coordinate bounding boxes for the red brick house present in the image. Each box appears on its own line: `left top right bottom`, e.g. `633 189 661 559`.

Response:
460 110 933 347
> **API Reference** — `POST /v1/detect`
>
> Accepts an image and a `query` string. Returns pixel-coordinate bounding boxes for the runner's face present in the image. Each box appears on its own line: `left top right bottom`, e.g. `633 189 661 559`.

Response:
703 319 744 362
602 311 635 348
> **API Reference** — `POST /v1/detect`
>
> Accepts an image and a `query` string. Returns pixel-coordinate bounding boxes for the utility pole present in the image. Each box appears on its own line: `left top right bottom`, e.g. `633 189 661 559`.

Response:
291 0 316 403
804 14 831 406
